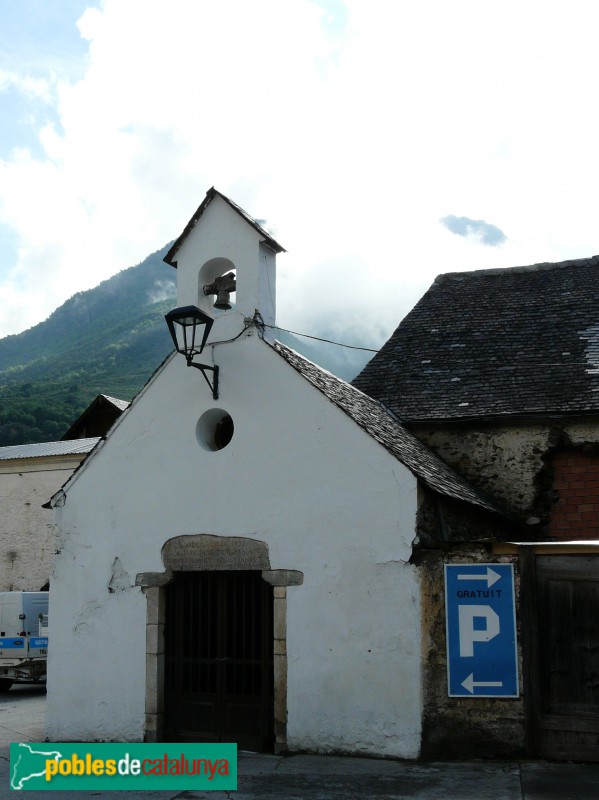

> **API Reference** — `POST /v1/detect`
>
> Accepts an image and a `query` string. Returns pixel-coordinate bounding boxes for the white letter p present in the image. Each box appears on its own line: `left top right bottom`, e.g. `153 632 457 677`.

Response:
458 605 500 657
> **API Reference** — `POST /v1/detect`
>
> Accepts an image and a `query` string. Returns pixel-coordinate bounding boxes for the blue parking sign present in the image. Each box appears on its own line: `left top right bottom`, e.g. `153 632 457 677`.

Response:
444 564 519 697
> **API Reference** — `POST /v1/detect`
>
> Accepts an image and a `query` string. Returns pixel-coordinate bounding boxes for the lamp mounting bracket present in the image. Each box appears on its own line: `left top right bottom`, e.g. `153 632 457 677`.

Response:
187 360 219 400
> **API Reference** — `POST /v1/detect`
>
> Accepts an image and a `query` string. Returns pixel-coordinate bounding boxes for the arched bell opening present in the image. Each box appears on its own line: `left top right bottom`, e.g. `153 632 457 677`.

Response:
198 258 237 315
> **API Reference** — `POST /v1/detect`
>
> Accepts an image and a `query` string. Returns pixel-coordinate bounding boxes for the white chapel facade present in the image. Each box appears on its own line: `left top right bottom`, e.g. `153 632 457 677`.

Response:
46 189 494 757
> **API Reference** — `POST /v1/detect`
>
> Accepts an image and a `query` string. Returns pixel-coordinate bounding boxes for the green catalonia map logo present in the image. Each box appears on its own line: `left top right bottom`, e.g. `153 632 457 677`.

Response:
10 742 237 791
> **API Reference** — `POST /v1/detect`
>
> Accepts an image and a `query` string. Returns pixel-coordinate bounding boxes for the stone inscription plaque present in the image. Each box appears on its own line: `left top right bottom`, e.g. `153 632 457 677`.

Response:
163 535 270 572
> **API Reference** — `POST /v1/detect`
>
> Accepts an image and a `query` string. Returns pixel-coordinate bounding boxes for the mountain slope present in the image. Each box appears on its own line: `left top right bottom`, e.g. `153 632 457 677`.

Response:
0 247 177 445
0 247 372 446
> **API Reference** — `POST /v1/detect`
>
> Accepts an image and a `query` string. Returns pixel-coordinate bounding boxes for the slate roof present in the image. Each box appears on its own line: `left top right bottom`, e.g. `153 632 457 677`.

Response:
353 256 599 421
0 438 99 461
164 187 286 267
273 341 500 513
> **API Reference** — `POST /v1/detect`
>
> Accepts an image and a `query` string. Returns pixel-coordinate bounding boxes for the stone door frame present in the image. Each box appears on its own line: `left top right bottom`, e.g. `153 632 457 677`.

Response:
135 534 302 752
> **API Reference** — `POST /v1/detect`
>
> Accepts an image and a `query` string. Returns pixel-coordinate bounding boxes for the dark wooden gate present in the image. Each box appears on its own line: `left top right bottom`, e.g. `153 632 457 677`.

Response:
164 571 274 751
528 555 599 761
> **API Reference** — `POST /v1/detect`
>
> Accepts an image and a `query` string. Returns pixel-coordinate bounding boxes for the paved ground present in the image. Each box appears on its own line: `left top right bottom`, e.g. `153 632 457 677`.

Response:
182 754 599 800
1 687 598 799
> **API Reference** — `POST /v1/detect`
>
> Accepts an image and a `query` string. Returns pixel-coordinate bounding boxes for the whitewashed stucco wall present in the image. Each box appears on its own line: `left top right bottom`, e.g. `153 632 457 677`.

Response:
0 461 80 591
47 332 422 757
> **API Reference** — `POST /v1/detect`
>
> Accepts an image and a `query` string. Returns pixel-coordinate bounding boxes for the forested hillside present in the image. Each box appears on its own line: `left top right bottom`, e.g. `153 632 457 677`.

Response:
0 246 371 446
0 247 176 445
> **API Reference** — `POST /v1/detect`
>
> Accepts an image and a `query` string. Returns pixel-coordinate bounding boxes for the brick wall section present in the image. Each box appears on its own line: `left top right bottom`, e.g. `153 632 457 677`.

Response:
549 451 599 540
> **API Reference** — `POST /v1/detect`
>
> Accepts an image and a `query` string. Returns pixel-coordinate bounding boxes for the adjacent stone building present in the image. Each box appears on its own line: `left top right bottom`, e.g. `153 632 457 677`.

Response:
0 395 128 592
354 257 599 761
0 438 97 591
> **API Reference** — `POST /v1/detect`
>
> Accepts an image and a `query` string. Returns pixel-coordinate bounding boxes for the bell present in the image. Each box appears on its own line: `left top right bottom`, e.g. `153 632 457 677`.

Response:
213 290 232 311
203 272 237 311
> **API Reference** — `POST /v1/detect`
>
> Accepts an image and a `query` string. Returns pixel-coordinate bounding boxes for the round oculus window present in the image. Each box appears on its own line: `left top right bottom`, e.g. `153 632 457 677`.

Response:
196 409 234 451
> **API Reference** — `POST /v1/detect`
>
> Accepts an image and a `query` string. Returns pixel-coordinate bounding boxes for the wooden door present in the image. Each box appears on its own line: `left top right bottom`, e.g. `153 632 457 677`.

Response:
164 571 274 751
532 556 599 760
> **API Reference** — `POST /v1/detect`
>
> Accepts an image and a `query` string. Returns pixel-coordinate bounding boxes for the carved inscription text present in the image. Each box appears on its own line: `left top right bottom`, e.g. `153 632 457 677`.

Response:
163 535 270 572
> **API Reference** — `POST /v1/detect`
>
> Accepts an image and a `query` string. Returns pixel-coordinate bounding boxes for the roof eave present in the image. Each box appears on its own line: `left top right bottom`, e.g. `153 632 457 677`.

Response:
270 340 503 517
164 187 286 267
404 408 599 425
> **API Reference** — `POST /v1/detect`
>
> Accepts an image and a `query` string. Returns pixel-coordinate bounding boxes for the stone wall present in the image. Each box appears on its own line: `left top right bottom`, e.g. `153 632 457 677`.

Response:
413 490 523 758
418 543 525 759
0 467 70 591
411 416 599 532
410 415 599 758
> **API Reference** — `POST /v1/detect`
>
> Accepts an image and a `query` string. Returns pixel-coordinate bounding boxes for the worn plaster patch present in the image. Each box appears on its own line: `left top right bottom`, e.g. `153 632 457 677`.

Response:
108 557 132 593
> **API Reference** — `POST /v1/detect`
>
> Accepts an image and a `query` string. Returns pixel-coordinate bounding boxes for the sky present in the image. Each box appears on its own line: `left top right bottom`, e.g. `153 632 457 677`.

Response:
1 1 599 350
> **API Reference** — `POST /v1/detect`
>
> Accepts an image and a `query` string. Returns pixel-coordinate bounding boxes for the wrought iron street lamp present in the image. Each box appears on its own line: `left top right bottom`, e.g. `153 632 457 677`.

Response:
165 305 219 399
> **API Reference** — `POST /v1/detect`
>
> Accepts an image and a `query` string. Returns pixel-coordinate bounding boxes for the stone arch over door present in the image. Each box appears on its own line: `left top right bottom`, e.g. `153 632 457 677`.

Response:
136 535 302 751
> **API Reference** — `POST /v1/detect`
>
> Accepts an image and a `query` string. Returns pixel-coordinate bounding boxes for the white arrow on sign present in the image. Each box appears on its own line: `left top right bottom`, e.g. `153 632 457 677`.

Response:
461 673 503 694
457 567 501 587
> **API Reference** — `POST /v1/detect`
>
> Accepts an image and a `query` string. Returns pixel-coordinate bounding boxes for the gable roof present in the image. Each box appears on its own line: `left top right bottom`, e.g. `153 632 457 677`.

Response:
0 438 99 461
101 395 130 412
353 255 599 421
272 341 500 514
164 187 286 267
47 337 499 516
61 394 130 440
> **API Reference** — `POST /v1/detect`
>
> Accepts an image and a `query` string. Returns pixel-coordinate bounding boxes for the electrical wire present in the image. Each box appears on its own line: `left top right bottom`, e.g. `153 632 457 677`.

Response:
194 307 599 368
259 316 599 366
210 324 253 347
261 322 379 353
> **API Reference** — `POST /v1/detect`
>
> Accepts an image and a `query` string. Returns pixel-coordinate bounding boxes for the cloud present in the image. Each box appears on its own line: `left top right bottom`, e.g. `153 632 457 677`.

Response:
0 71 53 103
147 279 176 305
440 215 507 247
1 0 599 345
